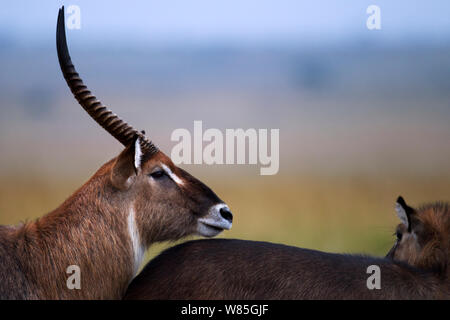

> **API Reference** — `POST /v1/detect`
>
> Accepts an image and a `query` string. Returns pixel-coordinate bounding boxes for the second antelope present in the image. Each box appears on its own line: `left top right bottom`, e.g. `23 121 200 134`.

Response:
124 197 449 299
0 7 233 299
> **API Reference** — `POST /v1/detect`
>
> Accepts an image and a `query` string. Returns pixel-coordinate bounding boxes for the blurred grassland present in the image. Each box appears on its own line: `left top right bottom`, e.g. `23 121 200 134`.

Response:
1 41 450 266
1 172 449 265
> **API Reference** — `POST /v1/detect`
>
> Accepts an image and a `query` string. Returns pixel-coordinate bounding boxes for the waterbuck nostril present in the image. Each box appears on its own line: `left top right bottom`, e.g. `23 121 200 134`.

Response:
220 207 233 223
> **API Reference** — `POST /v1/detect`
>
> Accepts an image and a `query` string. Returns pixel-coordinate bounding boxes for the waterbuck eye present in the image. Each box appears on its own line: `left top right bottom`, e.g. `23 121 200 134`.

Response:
149 170 166 179
396 231 403 241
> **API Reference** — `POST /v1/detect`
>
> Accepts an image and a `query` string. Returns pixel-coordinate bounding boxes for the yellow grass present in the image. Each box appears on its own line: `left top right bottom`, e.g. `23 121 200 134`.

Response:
1 172 449 266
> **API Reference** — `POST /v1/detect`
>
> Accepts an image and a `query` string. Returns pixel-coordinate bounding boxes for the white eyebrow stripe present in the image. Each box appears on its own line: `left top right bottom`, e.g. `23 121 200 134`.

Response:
161 163 184 185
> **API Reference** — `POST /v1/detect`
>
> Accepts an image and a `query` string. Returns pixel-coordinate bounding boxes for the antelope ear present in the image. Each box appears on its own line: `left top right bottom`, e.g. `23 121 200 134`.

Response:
111 137 143 190
395 196 415 231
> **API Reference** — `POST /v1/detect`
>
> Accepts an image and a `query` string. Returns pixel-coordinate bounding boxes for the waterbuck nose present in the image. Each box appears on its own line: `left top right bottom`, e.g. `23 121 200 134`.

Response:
219 207 233 223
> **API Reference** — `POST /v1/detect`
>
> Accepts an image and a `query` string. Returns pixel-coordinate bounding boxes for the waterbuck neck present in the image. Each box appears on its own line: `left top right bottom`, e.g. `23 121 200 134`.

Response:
8 160 146 299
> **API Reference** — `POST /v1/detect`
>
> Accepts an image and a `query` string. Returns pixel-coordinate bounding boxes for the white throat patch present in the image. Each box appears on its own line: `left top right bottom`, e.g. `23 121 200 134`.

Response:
127 207 145 276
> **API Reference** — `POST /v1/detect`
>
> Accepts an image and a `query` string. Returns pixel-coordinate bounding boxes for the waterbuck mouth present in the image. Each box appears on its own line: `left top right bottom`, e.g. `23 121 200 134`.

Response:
197 220 229 237
202 223 224 232
196 203 233 237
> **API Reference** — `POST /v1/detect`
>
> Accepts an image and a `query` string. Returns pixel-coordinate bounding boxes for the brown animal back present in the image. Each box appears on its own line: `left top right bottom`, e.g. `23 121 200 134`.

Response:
124 239 444 300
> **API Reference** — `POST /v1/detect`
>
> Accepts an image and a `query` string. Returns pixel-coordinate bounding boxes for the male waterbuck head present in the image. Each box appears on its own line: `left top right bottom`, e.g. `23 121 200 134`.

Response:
387 196 449 277
56 7 232 242
0 7 232 300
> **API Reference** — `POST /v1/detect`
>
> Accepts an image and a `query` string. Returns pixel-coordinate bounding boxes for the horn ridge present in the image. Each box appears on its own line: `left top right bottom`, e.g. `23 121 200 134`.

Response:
56 6 158 154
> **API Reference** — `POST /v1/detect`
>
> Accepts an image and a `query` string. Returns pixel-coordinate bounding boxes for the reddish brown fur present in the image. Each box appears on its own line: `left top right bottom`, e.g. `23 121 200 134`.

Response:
1 158 132 299
0 6 231 300
0 144 227 299
388 202 450 278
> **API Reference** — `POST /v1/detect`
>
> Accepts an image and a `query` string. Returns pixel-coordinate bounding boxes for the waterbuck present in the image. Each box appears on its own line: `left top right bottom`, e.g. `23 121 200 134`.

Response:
0 7 233 300
124 197 449 299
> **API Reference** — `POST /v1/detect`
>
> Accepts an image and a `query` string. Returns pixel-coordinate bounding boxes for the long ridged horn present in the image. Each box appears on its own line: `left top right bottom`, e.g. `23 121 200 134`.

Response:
56 6 158 155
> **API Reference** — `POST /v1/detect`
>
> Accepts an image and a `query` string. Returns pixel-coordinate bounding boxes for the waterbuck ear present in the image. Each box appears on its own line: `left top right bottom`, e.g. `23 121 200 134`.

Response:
111 137 143 190
395 196 415 231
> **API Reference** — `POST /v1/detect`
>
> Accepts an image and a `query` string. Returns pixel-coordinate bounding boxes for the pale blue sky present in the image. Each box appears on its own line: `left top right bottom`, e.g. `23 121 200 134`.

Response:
0 1 450 46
